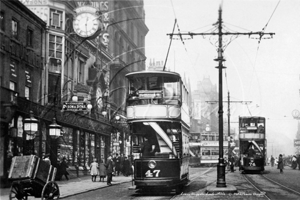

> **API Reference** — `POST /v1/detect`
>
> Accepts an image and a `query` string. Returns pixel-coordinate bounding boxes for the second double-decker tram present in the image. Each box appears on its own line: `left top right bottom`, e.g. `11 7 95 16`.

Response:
126 71 190 193
239 116 266 173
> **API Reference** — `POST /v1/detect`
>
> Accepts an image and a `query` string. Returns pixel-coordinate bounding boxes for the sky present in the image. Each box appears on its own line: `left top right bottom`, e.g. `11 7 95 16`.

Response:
143 0 300 156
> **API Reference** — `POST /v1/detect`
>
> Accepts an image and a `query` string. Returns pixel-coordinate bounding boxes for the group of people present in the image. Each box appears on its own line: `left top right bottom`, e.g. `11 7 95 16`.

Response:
89 153 132 186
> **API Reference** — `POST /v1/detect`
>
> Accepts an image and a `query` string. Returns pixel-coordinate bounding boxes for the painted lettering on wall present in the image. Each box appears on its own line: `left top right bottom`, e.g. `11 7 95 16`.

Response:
76 1 109 11
20 0 48 5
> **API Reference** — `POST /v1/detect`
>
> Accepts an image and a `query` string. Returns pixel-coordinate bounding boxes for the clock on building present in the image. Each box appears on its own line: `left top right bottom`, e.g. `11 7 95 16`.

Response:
73 12 101 38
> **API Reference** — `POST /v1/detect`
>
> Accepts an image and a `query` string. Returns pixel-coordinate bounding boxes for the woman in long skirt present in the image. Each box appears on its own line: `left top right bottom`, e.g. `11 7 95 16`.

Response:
90 158 99 182
99 157 107 182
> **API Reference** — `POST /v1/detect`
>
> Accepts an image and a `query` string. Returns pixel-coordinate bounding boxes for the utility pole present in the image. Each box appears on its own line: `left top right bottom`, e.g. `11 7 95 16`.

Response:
207 92 252 170
168 6 274 189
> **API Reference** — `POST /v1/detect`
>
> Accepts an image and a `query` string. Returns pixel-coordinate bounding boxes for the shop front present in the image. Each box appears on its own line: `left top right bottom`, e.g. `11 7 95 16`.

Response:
0 95 112 186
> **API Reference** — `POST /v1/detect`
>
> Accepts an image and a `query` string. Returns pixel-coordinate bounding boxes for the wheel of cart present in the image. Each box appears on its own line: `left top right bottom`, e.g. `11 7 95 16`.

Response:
9 181 28 200
8 155 60 200
41 181 60 200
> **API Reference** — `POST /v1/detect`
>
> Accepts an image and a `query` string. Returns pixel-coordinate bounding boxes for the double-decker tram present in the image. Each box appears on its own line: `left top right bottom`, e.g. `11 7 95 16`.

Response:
126 71 190 193
239 116 266 173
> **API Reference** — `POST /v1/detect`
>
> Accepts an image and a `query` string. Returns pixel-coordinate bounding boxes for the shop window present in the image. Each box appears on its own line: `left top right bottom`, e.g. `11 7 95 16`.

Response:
12 18 18 39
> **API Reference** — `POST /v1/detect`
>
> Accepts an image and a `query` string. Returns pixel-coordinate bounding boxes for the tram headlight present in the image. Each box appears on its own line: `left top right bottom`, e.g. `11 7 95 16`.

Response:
148 160 156 169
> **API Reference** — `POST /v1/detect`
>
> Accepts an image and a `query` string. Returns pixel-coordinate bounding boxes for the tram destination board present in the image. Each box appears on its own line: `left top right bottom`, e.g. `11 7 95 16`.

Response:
62 102 88 111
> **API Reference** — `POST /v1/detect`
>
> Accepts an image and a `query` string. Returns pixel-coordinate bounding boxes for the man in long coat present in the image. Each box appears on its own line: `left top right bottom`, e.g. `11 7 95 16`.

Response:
105 155 113 186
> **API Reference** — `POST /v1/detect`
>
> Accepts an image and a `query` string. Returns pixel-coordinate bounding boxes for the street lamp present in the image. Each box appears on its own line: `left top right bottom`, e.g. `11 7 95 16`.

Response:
49 118 62 138
24 110 38 139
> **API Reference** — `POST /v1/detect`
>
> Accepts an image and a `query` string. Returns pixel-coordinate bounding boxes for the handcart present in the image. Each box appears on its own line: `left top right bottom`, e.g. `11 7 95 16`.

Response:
8 155 60 200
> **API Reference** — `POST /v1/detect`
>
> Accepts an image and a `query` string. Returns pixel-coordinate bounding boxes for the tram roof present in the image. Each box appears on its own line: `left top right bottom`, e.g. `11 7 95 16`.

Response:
125 70 181 78
239 116 265 119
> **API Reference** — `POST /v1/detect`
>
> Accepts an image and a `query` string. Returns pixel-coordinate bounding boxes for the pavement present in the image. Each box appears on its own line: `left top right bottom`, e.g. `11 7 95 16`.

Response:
0 165 295 199
0 174 133 200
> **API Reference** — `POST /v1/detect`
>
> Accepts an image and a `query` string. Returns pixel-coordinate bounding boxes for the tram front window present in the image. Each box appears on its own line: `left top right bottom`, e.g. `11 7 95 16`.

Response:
127 75 180 106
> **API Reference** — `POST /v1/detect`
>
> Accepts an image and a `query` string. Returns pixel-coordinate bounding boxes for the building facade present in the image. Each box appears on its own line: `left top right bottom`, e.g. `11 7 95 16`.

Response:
0 0 47 186
0 0 148 185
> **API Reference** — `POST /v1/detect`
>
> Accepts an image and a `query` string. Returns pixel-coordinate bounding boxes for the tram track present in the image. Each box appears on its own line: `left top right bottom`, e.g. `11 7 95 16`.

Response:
243 173 300 200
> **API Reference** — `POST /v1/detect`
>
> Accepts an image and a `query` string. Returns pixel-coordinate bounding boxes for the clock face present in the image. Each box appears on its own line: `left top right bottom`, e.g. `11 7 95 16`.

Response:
73 13 100 38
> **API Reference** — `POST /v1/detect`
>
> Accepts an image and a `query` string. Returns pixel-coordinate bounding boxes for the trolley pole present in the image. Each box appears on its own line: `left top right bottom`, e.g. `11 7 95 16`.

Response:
168 6 274 190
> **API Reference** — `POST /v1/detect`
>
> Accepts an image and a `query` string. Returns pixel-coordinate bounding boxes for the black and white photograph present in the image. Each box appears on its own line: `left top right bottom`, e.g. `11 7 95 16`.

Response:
0 0 300 199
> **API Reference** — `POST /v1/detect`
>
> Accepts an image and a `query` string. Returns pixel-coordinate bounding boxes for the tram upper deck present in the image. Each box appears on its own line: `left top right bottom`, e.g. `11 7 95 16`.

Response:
239 116 266 140
126 71 190 127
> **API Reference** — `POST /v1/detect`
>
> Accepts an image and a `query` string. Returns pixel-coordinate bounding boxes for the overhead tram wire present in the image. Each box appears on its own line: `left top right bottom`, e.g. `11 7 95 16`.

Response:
246 0 280 114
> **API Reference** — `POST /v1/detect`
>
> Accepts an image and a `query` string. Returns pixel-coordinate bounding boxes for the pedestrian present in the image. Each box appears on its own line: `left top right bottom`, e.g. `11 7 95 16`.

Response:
292 155 297 169
278 154 284 173
275 157 278 167
98 156 107 182
270 155 275 167
123 156 131 176
58 157 69 181
90 158 99 182
112 154 116 176
115 153 121 176
105 155 114 186
230 156 235 172
120 153 125 175
141 137 155 157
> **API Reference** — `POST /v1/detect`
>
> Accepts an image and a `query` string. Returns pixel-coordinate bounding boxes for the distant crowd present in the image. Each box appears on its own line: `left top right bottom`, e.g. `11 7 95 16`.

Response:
267 154 300 170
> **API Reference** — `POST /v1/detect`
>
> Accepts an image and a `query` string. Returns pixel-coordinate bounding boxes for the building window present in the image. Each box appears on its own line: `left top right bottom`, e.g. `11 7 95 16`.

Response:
0 11 4 31
26 28 33 47
25 86 30 100
78 59 85 83
49 34 63 58
50 9 63 29
12 18 18 39
25 69 32 100
9 81 16 91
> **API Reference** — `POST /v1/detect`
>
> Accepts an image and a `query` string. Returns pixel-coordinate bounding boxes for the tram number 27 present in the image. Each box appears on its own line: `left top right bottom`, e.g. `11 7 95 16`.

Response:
145 170 161 177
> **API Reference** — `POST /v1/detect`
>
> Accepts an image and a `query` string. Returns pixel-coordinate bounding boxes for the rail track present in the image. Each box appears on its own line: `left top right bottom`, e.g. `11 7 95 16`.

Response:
243 173 300 200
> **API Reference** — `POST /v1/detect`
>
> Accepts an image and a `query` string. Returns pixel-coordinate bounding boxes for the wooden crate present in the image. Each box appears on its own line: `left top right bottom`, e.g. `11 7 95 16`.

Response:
8 155 38 180
34 159 51 183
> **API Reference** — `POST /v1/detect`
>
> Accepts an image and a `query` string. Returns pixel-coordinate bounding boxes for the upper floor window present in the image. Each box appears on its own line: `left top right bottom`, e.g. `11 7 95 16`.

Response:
50 9 63 30
49 34 63 58
12 18 18 39
25 69 32 100
78 59 85 83
0 11 4 31
26 28 33 47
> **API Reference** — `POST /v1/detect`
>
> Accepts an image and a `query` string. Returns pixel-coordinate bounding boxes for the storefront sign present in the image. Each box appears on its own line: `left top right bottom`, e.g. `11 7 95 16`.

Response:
62 102 88 111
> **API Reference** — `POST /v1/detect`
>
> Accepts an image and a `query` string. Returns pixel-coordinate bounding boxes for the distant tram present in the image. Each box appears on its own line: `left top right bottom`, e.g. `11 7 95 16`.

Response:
239 116 266 173
126 70 190 193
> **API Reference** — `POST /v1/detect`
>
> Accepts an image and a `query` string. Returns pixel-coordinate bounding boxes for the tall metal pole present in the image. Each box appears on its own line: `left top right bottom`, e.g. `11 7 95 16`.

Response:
228 91 230 170
216 7 226 187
